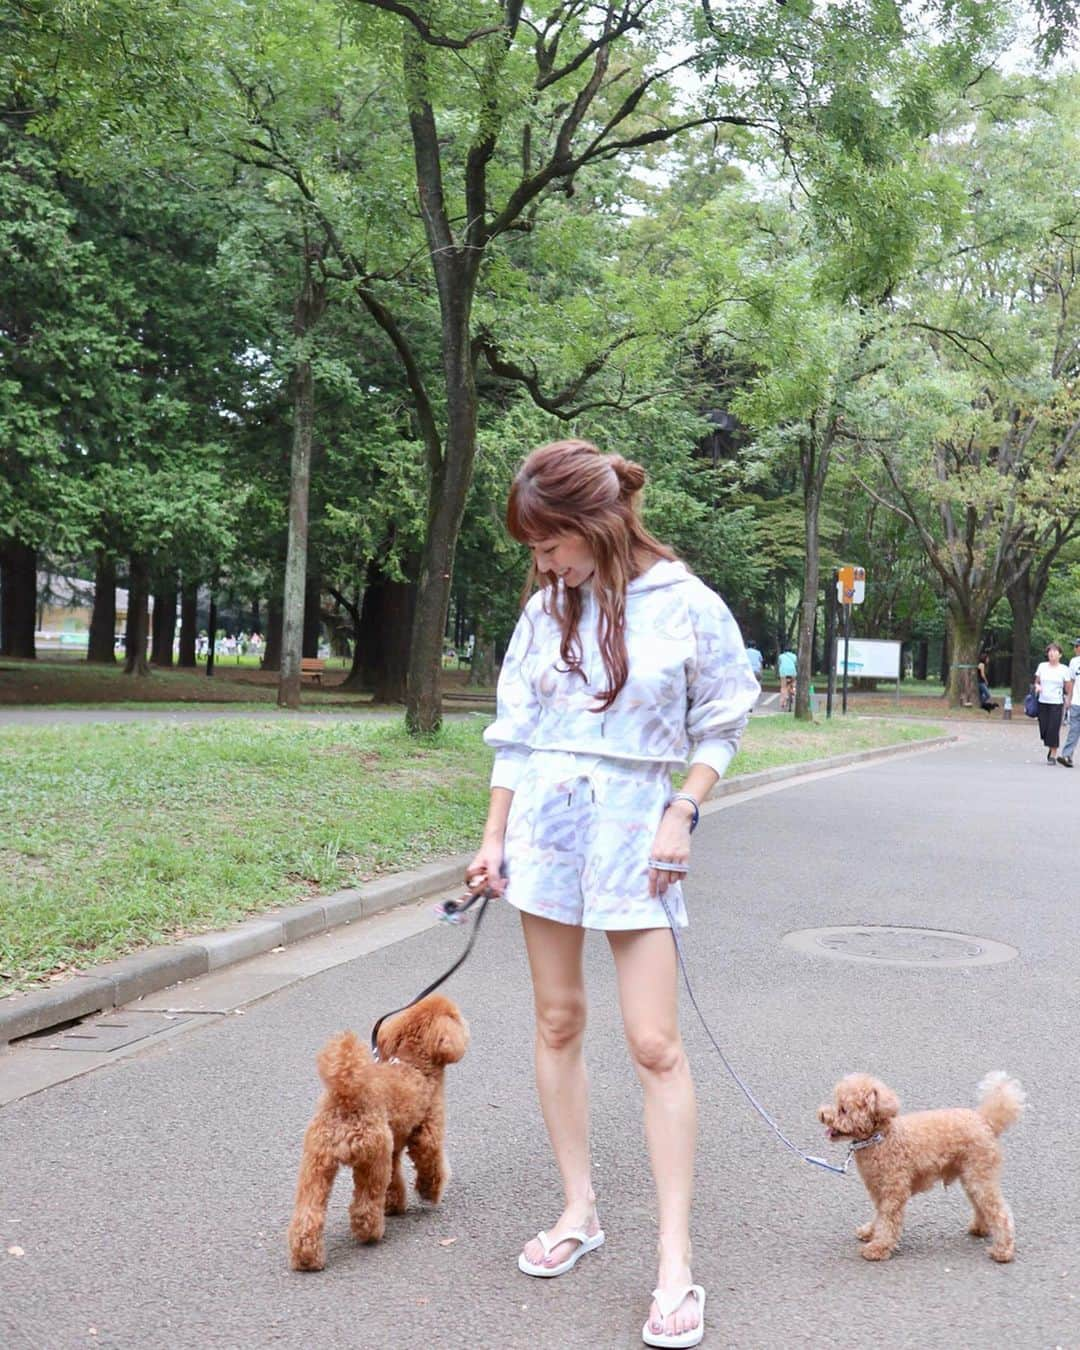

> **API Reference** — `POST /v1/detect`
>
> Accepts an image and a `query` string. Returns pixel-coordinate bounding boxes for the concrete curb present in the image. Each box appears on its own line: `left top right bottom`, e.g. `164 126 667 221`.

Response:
0 854 472 1046
705 733 957 804
0 733 956 1046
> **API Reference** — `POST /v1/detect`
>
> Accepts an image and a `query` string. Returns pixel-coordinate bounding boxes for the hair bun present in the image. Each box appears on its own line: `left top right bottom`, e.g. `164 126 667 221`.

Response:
610 455 646 496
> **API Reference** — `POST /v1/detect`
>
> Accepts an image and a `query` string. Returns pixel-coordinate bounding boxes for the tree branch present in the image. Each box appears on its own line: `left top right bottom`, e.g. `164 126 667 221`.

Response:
351 0 506 50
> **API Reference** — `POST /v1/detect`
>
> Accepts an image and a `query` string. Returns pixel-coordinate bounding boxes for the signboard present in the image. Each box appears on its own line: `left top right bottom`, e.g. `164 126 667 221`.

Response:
836 565 866 605
833 637 901 680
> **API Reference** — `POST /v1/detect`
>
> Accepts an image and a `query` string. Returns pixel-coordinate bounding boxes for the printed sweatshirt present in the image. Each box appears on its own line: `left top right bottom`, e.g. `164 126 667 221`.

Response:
484 559 761 790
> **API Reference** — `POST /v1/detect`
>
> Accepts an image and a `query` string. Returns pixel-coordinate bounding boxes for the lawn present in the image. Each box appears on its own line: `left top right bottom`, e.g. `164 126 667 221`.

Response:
0 714 944 994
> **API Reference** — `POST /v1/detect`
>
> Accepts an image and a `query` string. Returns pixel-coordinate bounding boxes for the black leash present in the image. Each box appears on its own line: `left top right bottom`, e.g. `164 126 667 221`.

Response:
369 886 493 1059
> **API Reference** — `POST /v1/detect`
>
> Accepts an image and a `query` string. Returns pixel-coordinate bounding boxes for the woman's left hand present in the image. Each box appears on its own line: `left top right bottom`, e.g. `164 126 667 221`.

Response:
647 804 693 897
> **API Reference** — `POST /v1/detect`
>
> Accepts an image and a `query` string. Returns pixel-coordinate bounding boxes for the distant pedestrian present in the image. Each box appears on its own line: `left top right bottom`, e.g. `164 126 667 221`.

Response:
744 642 763 676
778 648 797 711
1056 638 1080 767
977 653 998 713
1034 643 1071 764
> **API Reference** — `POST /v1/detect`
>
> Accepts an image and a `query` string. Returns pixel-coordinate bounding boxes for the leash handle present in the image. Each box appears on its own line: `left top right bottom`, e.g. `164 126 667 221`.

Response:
369 887 494 1059
657 892 850 1178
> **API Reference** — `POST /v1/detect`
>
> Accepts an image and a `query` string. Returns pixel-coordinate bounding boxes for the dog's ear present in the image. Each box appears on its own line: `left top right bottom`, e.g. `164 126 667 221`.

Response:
428 1010 469 1065
868 1083 900 1121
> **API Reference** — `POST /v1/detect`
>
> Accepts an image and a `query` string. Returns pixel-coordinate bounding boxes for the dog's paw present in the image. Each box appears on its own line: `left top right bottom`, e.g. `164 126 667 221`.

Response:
968 1218 989 1237
988 1243 1014 1263
856 1222 875 1242
861 1243 893 1261
415 1173 446 1204
288 1239 326 1272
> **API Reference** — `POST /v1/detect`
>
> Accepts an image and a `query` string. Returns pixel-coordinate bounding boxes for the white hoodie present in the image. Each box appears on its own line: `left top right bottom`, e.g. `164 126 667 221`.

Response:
484 560 760 790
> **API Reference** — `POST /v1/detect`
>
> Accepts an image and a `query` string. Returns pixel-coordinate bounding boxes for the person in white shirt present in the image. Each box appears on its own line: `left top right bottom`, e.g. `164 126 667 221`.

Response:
468 438 759 1349
1033 642 1072 763
1056 638 1080 767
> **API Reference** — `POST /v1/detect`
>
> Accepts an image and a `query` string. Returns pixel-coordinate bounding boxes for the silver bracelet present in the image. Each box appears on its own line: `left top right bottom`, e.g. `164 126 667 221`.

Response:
648 859 689 873
667 792 700 832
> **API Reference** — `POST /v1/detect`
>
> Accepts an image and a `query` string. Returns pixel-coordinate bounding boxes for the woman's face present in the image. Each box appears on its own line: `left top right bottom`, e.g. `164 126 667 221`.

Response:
530 532 595 588
1048 646 1062 663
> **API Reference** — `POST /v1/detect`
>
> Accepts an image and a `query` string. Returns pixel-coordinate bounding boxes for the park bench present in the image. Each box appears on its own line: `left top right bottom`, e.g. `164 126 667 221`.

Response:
301 658 325 684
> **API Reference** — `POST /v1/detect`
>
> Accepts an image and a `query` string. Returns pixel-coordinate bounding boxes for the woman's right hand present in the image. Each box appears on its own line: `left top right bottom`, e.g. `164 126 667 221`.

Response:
465 843 506 897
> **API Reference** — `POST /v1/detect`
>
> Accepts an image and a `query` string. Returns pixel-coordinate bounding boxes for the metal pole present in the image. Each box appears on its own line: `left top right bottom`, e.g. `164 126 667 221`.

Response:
841 602 851 714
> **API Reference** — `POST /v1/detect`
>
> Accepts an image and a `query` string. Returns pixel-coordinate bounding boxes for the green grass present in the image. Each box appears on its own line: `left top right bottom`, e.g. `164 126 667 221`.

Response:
0 719 492 992
0 714 944 994
728 714 945 775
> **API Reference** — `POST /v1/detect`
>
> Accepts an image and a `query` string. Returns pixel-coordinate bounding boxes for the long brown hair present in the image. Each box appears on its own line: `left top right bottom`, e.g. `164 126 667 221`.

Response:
506 439 675 711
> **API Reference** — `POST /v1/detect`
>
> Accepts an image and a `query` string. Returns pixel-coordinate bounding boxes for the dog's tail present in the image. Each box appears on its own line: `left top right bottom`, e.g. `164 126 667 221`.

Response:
976 1071 1026 1135
317 1031 375 1109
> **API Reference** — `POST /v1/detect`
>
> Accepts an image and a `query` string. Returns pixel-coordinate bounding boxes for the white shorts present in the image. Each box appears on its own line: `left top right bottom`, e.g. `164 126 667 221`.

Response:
502 751 688 931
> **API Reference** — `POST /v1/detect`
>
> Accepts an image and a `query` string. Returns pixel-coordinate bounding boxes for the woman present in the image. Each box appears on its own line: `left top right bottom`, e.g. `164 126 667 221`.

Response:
467 440 759 1348
1033 642 1071 763
977 653 998 713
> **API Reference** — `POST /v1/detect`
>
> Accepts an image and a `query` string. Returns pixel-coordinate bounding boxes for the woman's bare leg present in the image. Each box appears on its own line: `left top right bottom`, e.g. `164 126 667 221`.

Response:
519 911 600 1268
608 927 699 1341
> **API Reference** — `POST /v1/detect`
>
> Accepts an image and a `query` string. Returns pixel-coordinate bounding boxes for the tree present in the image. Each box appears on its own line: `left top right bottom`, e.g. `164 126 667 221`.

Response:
848 76 1080 706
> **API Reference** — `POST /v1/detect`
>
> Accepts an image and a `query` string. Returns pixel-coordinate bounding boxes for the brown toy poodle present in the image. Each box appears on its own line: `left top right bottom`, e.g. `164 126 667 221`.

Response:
288 993 469 1271
818 1070 1025 1263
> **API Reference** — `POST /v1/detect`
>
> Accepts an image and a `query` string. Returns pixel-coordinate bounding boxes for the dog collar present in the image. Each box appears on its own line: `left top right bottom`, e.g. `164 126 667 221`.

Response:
827 1132 885 1175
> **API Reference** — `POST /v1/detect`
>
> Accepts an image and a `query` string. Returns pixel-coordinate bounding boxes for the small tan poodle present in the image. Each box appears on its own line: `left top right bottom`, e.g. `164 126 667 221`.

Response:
288 993 469 1271
818 1070 1025 1263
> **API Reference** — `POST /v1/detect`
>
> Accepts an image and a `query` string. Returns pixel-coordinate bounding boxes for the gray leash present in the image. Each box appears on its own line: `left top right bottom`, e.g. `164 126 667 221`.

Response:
657 891 867 1177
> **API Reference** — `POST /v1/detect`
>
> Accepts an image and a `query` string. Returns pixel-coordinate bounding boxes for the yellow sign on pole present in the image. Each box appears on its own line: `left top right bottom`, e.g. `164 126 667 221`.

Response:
836 565 865 605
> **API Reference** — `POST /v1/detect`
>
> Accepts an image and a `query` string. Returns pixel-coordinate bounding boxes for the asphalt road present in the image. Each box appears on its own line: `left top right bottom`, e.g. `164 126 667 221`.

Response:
1 721 1077 1350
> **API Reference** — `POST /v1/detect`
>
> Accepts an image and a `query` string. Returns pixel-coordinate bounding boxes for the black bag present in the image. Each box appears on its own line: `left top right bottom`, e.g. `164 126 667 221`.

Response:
1024 689 1039 718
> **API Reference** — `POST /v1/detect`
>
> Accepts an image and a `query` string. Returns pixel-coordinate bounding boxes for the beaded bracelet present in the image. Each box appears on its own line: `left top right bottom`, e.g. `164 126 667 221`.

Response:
667 792 700 832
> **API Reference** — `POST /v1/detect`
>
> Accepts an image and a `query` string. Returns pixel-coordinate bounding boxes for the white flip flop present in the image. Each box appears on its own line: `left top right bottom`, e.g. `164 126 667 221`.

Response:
517 1228 605 1277
642 1284 706 1348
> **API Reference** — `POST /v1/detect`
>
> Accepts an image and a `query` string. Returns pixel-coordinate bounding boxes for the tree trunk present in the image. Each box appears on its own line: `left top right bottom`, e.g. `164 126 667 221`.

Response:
178 578 198 668
123 553 151 677
355 563 416 703
1005 568 1051 703
262 592 283 671
328 586 365 691
469 631 496 686
87 550 117 664
945 608 981 708
302 566 321 660
278 246 326 711
278 351 314 710
151 574 177 667
0 538 37 659
1007 585 1035 702
406 280 477 732
913 640 928 682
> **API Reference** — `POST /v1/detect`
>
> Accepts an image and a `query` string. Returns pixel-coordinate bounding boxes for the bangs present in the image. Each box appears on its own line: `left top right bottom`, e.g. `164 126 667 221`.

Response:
506 480 580 546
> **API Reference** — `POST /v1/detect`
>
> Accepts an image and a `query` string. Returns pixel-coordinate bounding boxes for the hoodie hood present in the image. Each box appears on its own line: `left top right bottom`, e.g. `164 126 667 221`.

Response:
627 559 693 594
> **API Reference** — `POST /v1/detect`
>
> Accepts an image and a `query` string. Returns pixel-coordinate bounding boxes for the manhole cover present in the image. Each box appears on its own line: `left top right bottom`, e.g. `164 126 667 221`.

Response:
42 1011 198 1052
783 925 1017 967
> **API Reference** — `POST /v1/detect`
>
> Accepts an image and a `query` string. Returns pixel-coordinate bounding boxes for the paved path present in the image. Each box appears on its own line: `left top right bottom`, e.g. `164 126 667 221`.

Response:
1 723 1077 1349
